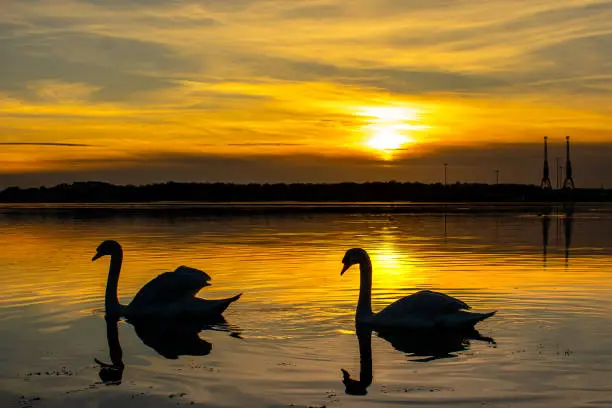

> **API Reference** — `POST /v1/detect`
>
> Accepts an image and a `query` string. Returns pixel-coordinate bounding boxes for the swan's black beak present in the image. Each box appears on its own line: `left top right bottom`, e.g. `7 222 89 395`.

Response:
92 252 102 262
341 263 350 276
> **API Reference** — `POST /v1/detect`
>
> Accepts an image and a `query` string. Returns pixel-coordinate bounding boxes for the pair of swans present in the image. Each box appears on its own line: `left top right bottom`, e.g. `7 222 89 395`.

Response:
94 241 496 391
93 241 495 330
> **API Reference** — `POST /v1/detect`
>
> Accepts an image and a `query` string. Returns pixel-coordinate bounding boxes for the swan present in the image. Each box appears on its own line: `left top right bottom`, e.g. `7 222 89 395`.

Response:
92 240 241 319
340 248 496 329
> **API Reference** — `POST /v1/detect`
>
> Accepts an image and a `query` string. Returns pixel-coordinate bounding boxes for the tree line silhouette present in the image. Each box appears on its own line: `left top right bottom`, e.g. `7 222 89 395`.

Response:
0 181 609 203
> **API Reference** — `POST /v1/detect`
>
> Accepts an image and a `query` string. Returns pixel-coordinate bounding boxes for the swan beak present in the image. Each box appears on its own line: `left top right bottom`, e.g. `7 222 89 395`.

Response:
92 253 102 262
340 263 350 276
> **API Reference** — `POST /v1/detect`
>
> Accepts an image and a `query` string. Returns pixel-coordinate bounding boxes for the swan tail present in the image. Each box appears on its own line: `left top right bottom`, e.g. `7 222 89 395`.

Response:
438 310 496 328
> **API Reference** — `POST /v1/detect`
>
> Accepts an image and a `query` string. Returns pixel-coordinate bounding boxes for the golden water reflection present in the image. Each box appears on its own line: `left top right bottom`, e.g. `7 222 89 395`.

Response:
2 207 612 407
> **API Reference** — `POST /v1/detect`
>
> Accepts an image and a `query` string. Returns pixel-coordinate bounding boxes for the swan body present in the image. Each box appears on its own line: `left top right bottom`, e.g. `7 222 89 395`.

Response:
93 240 241 319
340 248 495 329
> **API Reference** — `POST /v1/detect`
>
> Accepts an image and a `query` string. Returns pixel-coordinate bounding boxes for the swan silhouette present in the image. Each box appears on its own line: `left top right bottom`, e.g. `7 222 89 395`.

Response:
95 314 240 385
340 248 496 329
92 240 241 319
341 326 495 395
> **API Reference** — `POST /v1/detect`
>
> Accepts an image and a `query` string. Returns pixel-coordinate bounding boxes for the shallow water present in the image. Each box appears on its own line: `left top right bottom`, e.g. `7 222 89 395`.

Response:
1 204 612 407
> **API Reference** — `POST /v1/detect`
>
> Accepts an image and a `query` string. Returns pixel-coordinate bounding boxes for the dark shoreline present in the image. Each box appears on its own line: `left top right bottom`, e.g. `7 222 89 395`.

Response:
1 181 610 205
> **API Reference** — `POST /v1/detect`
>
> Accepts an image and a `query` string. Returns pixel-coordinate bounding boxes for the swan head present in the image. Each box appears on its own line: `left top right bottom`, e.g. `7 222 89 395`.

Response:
341 248 369 275
92 240 122 261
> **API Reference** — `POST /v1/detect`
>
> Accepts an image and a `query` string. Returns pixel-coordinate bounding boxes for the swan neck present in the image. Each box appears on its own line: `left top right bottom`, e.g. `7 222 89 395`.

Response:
105 249 123 315
357 257 373 319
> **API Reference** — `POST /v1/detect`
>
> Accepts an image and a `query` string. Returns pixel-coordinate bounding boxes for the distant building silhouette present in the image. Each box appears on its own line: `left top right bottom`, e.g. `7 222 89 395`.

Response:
540 136 552 189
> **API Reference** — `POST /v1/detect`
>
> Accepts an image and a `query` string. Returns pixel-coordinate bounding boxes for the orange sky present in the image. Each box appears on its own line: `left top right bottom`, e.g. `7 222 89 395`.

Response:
2 0 612 187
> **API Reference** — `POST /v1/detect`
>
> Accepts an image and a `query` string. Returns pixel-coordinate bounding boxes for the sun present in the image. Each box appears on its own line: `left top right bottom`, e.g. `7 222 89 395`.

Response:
358 106 423 154
367 128 409 150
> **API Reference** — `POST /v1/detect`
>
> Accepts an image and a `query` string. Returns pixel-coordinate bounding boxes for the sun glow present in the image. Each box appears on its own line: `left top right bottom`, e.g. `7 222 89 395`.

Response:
362 107 419 123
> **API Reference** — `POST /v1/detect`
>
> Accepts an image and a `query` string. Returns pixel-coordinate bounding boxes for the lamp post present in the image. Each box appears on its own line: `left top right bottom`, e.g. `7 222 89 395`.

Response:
555 157 561 188
443 163 448 185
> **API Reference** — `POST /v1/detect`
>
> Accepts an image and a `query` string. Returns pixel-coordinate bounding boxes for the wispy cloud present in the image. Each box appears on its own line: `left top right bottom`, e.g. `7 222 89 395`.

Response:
0 142 93 147
1 0 612 184
227 143 305 146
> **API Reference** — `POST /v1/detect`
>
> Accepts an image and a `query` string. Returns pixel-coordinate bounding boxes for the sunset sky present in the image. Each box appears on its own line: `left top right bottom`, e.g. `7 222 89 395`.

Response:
2 0 612 188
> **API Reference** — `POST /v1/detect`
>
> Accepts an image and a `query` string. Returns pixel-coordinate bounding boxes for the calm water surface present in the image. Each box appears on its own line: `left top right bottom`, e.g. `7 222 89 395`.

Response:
1 205 612 407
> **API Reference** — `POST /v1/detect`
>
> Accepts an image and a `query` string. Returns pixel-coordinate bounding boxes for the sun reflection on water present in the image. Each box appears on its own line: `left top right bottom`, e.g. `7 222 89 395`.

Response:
368 228 428 289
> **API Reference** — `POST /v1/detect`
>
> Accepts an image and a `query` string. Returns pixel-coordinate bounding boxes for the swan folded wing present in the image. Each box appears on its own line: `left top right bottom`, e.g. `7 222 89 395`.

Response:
375 290 470 323
129 266 211 307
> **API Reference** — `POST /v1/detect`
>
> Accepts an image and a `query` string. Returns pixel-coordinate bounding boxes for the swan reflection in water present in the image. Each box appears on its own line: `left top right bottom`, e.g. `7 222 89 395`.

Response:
341 325 495 396
95 314 241 385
